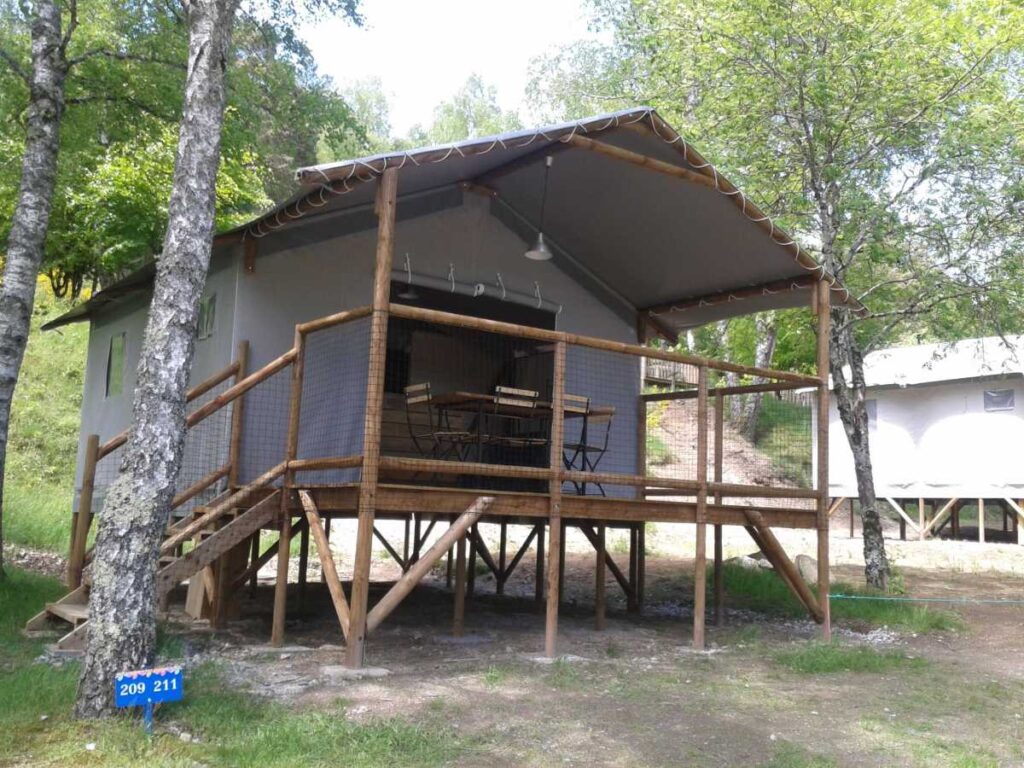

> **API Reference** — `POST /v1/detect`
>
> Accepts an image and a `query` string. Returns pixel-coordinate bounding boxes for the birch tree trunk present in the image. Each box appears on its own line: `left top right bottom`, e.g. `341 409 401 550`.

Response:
738 314 777 441
829 311 889 589
0 0 67 579
75 0 238 717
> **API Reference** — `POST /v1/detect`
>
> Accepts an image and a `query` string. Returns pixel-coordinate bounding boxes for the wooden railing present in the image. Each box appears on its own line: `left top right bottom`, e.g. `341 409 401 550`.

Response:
66 300 826 592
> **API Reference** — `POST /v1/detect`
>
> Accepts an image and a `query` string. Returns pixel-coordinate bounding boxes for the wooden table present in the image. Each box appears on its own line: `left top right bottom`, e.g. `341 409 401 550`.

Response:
431 391 614 493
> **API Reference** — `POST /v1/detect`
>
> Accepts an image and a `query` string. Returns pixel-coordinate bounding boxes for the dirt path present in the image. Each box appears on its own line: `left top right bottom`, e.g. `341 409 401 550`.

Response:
159 549 1024 767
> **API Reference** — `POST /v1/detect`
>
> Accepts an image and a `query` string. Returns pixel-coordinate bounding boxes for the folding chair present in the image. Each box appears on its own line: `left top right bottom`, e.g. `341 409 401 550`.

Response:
562 396 615 496
403 382 473 461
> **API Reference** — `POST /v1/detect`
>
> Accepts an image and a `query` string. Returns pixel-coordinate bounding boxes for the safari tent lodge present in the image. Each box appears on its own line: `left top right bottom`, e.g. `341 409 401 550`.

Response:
34 108 856 667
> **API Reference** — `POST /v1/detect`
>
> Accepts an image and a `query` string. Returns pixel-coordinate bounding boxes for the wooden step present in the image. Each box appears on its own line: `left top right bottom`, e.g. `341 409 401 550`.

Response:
46 601 89 625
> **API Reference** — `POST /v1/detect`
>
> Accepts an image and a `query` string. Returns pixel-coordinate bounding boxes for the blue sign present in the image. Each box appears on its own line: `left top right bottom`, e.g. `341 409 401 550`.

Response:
115 666 183 734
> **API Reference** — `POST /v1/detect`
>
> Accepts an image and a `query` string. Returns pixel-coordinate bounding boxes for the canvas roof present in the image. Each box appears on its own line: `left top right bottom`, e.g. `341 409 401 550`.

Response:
856 335 1024 389
45 107 859 332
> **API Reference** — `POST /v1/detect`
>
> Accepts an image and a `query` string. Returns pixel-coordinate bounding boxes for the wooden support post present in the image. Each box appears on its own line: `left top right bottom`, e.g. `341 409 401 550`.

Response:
300 492 350 639
713 392 724 626
637 523 646 608
918 497 925 541
446 544 453 588
497 521 508 595
595 524 606 630
557 521 566 605
693 365 708 649
297 523 310 611
626 526 637 612
534 522 545 606
272 326 304 647
402 516 411 573
815 279 832 641
978 499 985 543
68 433 99 589
368 497 490 634
249 532 261 594
545 341 566 657
453 533 467 637
227 340 249 489
467 525 478 597
347 167 399 668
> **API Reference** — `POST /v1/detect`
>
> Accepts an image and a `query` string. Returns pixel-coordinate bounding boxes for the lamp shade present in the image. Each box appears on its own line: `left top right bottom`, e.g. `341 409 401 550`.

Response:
525 232 553 261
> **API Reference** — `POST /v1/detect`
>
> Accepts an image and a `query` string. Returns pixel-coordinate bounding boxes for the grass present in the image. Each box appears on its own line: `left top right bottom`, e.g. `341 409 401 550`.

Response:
773 642 927 674
0 567 466 767
757 745 835 768
5 281 87 554
720 563 964 633
759 742 837 768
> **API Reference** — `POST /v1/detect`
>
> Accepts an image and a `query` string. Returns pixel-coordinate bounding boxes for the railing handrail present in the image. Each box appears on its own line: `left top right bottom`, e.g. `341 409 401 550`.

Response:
387 303 820 386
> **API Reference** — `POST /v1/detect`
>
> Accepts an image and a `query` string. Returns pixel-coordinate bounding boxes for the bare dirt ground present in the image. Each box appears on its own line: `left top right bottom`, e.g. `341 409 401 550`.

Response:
155 523 1024 768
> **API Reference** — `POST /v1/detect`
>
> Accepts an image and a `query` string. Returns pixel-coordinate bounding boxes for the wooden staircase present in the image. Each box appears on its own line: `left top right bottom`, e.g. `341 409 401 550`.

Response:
25 489 282 651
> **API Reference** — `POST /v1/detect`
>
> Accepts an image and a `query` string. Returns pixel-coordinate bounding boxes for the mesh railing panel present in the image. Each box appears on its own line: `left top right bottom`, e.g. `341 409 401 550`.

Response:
296 317 371 484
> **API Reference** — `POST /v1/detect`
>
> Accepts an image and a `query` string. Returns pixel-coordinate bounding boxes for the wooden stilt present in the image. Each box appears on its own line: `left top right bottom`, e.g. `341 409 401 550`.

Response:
534 522 545 606
297 523 310 611
692 364 708 649
545 341 566 658
300 492 350 640
713 391 724 627
595 524 606 630
467 524 478 597
370 498 490 634
453 533 467 637
249 532 261 595
627 525 639 612
637 523 646 608
270 512 291 646
446 545 453 588
918 497 925 541
346 167 399 668
814 279 832 641
557 521 566 605
68 434 99 589
497 521 508 595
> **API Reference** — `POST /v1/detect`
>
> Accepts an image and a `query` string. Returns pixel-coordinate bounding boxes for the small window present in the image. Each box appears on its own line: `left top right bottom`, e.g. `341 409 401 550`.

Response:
105 333 126 398
197 294 216 340
983 389 1015 412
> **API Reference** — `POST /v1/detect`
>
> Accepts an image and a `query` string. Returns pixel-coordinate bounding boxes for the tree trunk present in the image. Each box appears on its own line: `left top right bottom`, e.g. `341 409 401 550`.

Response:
829 308 890 589
75 0 238 718
738 313 777 440
0 1 68 580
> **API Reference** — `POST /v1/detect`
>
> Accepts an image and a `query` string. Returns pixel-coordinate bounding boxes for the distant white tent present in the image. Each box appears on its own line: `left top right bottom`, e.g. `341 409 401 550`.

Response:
817 335 1024 500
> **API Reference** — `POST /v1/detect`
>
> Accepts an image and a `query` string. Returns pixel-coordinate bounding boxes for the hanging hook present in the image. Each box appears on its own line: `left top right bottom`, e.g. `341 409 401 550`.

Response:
448 263 456 293
403 253 413 284
496 272 506 300
534 281 543 309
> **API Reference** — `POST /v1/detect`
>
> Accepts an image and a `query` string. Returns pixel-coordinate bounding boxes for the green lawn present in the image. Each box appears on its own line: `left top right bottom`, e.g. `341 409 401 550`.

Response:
4 282 87 554
720 562 963 633
0 567 466 767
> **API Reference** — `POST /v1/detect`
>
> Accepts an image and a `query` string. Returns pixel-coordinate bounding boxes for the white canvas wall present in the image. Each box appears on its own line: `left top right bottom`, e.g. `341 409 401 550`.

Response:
230 192 641 483
74 254 240 510
822 378 1024 498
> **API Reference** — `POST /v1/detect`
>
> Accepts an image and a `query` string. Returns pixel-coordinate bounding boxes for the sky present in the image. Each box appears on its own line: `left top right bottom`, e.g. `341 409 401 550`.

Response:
300 0 599 136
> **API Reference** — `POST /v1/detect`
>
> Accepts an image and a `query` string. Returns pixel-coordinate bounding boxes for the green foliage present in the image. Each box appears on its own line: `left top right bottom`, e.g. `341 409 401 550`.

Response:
774 642 927 675
0 1 365 291
531 0 1024 347
720 564 963 633
412 74 521 145
4 283 86 553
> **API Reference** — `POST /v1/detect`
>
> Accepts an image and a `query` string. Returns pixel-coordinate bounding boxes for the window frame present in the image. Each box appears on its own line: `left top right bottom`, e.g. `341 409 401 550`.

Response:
983 388 1015 412
105 332 127 398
